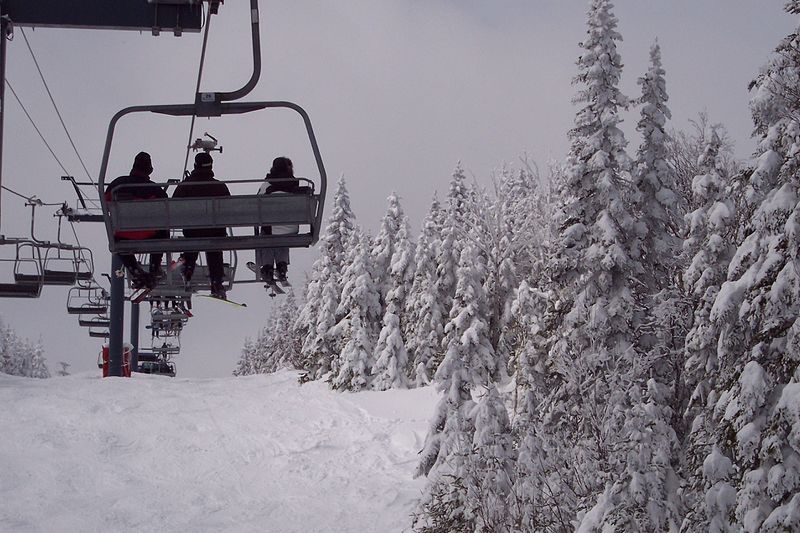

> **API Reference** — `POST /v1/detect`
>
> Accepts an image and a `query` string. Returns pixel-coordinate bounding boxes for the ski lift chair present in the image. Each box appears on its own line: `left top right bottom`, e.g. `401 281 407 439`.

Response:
67 285 109 315
88 327 110 338
139 251 235 296
98 101 327 256
78 315 111 328
136 358 176 377
0 240 43 297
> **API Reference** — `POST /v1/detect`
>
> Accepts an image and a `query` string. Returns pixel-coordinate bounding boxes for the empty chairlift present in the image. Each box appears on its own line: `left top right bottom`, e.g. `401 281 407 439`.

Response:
67 285 109 315
0 239 43 298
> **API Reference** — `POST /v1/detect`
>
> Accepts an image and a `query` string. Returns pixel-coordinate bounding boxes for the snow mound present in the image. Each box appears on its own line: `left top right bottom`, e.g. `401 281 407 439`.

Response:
0 371 439 532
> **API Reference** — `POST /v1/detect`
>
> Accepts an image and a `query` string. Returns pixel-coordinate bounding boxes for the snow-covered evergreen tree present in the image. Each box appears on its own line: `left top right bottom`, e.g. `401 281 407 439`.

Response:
371 193 413 308
233 338 257 376
297 177 356 380
371 204 414 390
0 318 49 379
633 41 682 290
434 165 470 322
405 195 445 386
538 0 644 526
700 8 800 529
680 131 739 531
416 244 495 479
466 386 515 533
331 230 381 391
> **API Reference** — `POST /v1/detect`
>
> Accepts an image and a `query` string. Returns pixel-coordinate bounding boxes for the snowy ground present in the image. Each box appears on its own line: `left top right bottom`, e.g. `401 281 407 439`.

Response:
0 370 439 532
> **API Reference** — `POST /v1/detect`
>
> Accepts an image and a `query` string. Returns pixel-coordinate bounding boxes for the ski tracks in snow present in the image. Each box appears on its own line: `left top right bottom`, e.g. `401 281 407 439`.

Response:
0 371 439 532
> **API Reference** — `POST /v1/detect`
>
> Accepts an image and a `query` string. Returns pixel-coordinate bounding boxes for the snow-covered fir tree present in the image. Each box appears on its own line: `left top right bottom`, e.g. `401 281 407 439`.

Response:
371 202 414 391
633 40 683 290
434 165 470 322
331 230 382 391
413 245 497 532
370 193 413 308
700 7 800 529
466 385 515 533
405 194 445 386
537 0 647 527
298 177 356 380
680 130 739 531
415 243 495 469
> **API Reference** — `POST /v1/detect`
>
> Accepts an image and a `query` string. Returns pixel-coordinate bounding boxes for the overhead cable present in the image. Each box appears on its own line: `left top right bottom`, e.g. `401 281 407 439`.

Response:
20 27 95 185
5 80 70 176
182 4 213 177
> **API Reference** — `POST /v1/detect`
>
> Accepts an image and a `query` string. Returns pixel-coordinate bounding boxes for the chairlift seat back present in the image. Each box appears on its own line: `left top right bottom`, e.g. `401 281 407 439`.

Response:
107 193 319 254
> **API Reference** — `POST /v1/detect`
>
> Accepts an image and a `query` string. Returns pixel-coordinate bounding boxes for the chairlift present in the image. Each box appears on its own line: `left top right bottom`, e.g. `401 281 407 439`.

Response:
78 316 111 328
98 101 327 255
25 199 96 286
67 285 109 315
139 252 235 298
136 355 176 377
0 240 43 297
88 327 109 338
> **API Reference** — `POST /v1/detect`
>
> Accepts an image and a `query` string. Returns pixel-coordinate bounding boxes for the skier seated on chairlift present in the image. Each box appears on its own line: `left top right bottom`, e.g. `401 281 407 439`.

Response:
254 157 310 285
104 151 168 290
172 152 230 299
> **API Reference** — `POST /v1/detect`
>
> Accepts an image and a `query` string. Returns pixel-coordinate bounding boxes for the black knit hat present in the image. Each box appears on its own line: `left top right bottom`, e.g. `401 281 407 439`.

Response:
269 156 293 177
132 151 153 175
194 152 214 169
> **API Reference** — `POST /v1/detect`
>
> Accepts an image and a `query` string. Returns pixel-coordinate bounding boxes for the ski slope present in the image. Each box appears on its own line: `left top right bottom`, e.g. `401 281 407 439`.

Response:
0 370 439 532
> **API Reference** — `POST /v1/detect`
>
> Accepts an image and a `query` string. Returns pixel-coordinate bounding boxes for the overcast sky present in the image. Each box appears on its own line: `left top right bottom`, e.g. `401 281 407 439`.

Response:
0 1 795 377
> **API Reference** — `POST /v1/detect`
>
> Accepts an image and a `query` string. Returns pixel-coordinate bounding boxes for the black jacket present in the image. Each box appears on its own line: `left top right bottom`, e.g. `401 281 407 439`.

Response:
105 171 167 202
104 171 167 239
172 168 231 238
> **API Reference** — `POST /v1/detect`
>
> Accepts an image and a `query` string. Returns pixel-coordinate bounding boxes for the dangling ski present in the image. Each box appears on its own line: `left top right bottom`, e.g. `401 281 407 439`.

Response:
198 294 248 308
129 287 152 304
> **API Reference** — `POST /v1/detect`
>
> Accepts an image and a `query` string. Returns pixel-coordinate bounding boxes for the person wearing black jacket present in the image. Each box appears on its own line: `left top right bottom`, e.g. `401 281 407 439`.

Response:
255 157 309 284
104 151 168 289
172 152 230 299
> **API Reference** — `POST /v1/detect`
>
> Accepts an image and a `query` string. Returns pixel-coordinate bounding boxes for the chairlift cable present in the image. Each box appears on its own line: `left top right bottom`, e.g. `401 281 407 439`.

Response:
181 4 213 178
0 184 63 207
19 27 95 185
5 80 70 176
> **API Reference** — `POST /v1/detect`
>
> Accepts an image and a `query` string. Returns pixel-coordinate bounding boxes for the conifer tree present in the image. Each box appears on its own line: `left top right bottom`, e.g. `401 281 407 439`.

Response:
435 165 470 320
680 132 738 531
539 0 642 525
371 193 412 308
298 177 356 380
416 244 495 479
405 195 445 385
467 386 515 533
372 207 414 390
633 41 683 290
331 231 381 391
701 8 800 529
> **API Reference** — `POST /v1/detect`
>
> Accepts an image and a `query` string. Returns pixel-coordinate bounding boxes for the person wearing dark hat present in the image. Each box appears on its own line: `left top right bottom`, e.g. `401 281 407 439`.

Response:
104 151 169 290
172 152 231 299
253 156 311 284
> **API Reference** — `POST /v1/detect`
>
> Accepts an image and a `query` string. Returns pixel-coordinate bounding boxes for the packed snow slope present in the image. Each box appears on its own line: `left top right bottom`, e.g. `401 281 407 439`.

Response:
0 370 439 532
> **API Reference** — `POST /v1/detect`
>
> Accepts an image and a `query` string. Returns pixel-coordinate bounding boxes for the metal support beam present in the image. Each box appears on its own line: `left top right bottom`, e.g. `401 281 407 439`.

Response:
130 301 140 371
3 0 202 33
0 11 7 233
108 254 125 377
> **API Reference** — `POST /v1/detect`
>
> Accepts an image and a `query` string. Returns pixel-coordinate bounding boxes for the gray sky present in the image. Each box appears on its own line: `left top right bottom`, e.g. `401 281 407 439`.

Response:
0 1 795 377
